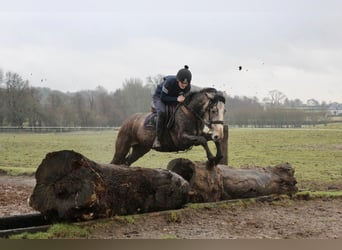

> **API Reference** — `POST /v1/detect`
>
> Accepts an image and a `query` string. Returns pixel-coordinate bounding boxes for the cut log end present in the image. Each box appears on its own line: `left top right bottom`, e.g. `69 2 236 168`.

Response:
29 150 190 221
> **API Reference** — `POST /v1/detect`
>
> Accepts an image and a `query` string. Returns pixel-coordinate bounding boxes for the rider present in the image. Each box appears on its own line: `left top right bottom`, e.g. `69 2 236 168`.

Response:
152 65 192 149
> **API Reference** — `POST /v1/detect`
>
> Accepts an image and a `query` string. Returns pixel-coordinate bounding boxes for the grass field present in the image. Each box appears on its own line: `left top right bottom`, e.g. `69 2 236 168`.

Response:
0 124 341 190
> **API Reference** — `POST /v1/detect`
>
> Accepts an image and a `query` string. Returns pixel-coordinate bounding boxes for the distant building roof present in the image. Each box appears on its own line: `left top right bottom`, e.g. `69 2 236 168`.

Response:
328 103 342 110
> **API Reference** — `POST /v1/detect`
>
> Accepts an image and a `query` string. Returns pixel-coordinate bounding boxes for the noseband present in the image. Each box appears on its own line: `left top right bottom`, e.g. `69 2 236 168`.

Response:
206 100 225 128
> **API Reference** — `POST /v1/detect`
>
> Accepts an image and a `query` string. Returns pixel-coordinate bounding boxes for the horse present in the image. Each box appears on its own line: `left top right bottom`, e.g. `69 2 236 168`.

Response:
110 88 226 167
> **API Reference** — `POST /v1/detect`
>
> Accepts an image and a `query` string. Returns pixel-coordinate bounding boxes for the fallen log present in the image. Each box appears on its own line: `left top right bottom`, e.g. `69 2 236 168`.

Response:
167 158 298 203
29 151 297 222
219 162 298 199
29 150 190 221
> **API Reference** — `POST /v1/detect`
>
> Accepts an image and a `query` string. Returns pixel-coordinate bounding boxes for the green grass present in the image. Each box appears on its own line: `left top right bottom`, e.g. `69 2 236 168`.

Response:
316 123 342 130
0 130 117 174
9 223 90 239
228 127 342 188
113 215 136 224
0 125 341 189
295 190 342 199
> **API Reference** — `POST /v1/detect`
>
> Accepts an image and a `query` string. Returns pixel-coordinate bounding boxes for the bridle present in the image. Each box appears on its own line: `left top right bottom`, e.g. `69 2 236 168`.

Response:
206 100 225 128
180 93 225 129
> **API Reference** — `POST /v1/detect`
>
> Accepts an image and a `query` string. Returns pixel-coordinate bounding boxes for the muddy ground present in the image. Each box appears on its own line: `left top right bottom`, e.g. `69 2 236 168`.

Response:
0 175 341 239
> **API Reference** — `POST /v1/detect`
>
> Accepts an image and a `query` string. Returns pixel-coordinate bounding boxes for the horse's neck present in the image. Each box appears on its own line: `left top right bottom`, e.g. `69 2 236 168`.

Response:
186 99 206 118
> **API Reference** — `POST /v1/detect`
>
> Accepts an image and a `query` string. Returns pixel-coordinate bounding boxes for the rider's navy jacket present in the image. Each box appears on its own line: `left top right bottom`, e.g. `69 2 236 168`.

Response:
153 75 191 104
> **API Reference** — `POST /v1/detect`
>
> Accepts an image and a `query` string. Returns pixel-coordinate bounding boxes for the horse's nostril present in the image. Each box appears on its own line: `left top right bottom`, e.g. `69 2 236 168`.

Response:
213 135 219 140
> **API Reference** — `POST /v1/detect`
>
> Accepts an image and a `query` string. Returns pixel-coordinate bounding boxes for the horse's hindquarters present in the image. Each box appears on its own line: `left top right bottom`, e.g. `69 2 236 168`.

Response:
112 113 155 165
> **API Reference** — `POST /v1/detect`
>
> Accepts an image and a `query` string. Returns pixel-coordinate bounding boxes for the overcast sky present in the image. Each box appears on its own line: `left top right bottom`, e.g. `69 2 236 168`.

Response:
1 0 342 103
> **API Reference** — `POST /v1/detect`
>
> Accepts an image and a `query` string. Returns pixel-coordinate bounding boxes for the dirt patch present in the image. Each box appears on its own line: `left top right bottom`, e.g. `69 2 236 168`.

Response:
87 198 342 239
0 176 36 217
0 175 341 239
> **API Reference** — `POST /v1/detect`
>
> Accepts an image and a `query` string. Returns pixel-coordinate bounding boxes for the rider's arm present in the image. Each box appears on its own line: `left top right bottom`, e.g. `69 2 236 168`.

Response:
160 86 178 103
160 78 179 103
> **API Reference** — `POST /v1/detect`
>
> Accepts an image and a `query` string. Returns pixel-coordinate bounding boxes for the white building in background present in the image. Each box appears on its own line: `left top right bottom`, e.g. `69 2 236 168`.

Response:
306 99 320 106
328 103 342 116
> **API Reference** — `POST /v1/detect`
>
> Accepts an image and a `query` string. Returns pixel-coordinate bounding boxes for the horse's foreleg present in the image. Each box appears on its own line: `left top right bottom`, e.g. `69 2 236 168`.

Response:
201 142 215 160
201 142 217 168
181 134 216 167
214 140 223 163
182 134 207 146
200 133 223 166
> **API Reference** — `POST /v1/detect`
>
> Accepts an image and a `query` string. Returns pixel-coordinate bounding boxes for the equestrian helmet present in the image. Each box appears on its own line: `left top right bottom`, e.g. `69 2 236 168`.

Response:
176 65 192 84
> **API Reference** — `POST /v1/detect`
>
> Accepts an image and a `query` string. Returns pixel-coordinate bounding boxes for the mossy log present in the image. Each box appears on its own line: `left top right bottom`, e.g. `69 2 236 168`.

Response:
167 158 297 203
29 150 189 221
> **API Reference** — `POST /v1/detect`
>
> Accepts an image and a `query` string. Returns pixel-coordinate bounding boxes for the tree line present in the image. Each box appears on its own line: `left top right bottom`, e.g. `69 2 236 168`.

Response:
0 70 330 128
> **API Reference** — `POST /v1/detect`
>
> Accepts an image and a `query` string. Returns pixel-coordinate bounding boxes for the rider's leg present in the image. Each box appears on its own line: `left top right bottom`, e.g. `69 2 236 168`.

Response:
152 111 166 149
152 97 166 149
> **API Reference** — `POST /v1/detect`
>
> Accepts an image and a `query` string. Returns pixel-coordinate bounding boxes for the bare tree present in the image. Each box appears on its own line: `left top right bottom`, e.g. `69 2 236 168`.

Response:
4 72 30 126
146 74 164 94
44 90 69 126
263 89 287 106
0 68 3 85
121 78 151 115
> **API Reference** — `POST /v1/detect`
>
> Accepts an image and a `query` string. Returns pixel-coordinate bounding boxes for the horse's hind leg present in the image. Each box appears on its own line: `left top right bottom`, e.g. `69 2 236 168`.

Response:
125 145 151 166
111 143 131 165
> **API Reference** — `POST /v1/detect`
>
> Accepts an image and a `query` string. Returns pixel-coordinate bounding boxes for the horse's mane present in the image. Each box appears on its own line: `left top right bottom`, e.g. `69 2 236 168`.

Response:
184 87 225 105
200 87 218 93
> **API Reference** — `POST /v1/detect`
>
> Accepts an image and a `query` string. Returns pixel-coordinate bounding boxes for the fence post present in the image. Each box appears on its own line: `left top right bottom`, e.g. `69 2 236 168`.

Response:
219 125 229 165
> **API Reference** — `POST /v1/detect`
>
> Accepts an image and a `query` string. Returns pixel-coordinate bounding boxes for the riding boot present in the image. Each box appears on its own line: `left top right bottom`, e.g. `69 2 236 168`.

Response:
152 112 165 149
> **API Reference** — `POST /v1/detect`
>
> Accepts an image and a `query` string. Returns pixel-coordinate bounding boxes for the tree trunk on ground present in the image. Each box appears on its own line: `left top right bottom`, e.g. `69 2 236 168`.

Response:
167 158 297 203
30 151 297 222
29 150 190 221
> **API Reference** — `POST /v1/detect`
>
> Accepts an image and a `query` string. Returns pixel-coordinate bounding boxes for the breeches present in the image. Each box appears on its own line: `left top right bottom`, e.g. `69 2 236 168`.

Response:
152 96 166 114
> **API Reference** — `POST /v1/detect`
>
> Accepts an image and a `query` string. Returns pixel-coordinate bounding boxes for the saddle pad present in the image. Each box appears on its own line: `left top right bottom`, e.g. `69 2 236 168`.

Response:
144 112 157 130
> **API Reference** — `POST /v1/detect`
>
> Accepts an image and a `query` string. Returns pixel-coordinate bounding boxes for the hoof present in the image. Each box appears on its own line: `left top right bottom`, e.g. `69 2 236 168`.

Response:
206 160 216 169
216 155 223 163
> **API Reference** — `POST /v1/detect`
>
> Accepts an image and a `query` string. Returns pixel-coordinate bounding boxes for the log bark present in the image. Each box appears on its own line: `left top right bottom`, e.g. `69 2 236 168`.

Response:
29 150 190 221
167 158 297 203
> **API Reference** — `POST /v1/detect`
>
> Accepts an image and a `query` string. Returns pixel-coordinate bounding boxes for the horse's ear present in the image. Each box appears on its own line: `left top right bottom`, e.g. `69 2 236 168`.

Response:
205 91 216 100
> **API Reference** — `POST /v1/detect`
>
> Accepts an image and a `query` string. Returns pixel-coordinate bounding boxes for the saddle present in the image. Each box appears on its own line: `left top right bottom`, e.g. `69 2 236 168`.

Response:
144 105 177 130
